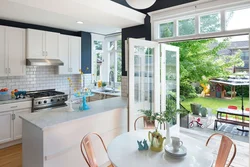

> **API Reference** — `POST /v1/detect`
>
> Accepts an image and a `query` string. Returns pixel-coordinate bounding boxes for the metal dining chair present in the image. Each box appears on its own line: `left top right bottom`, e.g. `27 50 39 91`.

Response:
80 132 114 167
206 133 237 167
134 116 165 130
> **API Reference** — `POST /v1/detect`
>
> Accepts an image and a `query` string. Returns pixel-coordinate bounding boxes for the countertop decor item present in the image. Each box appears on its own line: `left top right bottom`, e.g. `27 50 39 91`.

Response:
148 130 165 152
137 139 149 151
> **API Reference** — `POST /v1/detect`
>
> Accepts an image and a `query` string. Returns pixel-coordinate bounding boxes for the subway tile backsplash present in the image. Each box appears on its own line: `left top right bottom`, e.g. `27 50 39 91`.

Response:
0 66 81 93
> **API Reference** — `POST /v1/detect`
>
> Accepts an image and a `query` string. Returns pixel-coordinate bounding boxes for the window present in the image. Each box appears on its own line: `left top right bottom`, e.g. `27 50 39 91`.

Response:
108 39 122 82
200 13 221 34
160 22 174 38
226 8 250 30
93 40 103 82
241 50 249 68
178 18 195 36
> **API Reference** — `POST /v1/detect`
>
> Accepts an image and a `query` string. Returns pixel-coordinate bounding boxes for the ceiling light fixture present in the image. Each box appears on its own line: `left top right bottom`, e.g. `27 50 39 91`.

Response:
76 21 83 24
126 0 156 9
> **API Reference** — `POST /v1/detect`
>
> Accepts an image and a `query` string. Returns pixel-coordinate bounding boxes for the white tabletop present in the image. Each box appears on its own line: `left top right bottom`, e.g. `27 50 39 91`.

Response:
107 130 214 167
217 108 249 116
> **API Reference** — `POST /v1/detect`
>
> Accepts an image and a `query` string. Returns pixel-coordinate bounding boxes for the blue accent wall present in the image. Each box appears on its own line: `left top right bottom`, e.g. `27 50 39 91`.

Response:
81 32 92 74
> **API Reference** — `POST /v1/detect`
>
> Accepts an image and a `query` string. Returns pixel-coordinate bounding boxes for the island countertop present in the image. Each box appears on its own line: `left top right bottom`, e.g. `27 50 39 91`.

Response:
19 97 127 130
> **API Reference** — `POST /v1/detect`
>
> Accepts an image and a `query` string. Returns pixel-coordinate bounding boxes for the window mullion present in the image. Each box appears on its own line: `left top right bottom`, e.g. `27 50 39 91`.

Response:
221 10 226 32
195 15 199 34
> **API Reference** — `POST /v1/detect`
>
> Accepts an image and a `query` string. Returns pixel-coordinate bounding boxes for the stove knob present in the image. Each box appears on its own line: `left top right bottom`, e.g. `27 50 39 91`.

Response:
57 99 60 102
38 101 41 104
51 99 54 102
62 98 65 101
44 100 47 104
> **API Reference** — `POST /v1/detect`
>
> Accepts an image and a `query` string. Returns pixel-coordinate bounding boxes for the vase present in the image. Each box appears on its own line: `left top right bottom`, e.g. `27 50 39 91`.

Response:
165 122 171 146
67 88 74 112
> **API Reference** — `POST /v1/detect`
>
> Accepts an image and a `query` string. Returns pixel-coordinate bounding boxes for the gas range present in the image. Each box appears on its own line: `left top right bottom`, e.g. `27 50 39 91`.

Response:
26 89 68 112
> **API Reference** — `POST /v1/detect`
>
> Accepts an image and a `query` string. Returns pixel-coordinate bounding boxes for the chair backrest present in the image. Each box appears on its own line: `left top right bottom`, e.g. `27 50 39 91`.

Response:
245 108 250 111
134 116 156 131
80 133 107 167
228 106 237 110
206 133 237 167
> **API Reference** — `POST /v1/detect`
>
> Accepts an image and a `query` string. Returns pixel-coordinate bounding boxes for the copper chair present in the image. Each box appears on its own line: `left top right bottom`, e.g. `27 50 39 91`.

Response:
80 132 113 167
206 133 237 167
245 108 250 111
134 116 165 131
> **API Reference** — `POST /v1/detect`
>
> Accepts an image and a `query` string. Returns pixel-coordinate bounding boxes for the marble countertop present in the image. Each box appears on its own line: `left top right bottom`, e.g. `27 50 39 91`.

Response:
0 97 32 105
19 97 127 130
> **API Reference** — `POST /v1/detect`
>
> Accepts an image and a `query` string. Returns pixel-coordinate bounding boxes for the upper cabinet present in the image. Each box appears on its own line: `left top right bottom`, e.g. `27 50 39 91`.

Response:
27 29 59 59
59 35 81 74
0 26 25 77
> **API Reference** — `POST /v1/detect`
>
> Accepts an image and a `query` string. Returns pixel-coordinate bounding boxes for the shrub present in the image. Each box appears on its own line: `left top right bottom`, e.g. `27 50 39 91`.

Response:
195 86 203 94
180 81 197 98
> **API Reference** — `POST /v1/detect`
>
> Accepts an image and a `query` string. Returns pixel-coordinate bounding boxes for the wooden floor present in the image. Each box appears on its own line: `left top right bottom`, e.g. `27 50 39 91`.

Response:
0 144 22 167
0 129 248 167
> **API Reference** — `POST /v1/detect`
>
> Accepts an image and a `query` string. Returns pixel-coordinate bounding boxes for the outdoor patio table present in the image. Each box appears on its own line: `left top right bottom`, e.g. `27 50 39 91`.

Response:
215 108 249 130
107 130 214 167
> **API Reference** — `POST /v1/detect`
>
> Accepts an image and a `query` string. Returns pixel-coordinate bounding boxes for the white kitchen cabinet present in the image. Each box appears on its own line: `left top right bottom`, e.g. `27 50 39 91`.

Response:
0 26 25 77
0 101 31 145
27 29 44 59
59 35 70 74
14 108 31 140
27 29 59 59
6 27 26 76
59 35 81 74
0 111 13 144
70 36 81 74
0 26 6 76
45 31 59 59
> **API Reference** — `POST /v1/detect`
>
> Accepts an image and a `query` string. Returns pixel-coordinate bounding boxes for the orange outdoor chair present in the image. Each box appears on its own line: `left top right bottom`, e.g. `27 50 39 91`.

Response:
80 132 114 167
245 108 250 111
227 106 238 120
206 133 237 167
134 116 165 131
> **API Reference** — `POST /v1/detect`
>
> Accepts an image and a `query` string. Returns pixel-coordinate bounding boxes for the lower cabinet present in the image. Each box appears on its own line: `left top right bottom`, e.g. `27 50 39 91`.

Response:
14 108 31 140
0 111 13 144
0 106 31 144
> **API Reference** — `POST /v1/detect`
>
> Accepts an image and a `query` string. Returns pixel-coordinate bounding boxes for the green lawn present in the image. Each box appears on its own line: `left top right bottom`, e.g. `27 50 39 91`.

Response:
181 97 249 114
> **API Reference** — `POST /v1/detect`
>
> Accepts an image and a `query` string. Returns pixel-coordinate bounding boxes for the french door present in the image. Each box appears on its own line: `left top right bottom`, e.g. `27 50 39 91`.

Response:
128 38 180 132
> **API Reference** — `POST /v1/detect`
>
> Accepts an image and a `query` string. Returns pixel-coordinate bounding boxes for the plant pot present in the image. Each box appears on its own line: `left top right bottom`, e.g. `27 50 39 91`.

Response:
144 117 155 129
199 107 207 117
190 103 201 115
180 114 190 128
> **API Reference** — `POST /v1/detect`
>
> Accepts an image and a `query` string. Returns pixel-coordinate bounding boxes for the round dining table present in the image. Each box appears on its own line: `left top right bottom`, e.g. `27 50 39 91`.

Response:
107 130 214 167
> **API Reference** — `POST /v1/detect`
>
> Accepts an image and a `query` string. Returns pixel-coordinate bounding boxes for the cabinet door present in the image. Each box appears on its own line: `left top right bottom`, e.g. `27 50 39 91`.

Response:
7 27 26 76
27 29 44 59
0 26 7 76
59 35 70 74
70 36 81 74
45 31 59 59
0 111 13 144
13 108 31 140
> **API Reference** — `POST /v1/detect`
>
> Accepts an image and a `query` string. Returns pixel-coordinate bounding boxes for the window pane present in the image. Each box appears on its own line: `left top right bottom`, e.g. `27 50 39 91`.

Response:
94 41 102 50
178 18 195 36
109 41 115 51
117 40 122 51
117 52 122 82
200 13 221 34
159 22 174 38
226 8 250 30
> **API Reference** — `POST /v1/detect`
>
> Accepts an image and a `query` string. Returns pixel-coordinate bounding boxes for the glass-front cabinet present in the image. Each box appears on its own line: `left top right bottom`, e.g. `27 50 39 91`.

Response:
128 38 179 132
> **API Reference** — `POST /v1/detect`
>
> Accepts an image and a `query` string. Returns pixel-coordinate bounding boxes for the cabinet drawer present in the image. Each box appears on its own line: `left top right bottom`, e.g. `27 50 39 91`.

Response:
0 100 32 112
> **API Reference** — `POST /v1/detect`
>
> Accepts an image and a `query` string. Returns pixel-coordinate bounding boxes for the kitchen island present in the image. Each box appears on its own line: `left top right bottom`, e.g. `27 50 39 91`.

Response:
20 97 127 167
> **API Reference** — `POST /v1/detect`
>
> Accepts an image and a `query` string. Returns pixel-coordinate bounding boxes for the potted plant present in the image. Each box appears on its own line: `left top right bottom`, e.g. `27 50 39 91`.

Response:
178 107 191 128
140 109 155 128
199 107 207 117
190 103 201 115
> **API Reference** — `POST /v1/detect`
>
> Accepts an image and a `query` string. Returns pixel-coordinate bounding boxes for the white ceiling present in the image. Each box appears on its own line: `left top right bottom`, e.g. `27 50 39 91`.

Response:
0 0 146 35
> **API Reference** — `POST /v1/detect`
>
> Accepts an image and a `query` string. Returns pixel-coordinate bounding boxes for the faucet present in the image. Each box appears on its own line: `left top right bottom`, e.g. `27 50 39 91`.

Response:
109 71 115 90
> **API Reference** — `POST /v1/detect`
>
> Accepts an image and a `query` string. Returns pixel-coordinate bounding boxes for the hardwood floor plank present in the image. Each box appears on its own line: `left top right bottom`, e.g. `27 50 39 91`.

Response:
0 144 22 167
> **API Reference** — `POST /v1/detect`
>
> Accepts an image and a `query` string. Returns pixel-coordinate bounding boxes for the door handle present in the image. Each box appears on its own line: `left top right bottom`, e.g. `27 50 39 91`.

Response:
12 114 16 120
11 106 17 108
46 51 48 57
5 68 7 74
8 68 11 74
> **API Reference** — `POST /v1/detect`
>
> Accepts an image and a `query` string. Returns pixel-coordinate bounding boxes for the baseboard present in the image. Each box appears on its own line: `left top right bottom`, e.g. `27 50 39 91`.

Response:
0 139 22 149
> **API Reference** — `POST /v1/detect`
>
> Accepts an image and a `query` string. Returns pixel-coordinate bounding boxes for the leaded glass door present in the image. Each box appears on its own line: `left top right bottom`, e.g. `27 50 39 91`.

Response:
161 44 180 132
128 38 160 131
